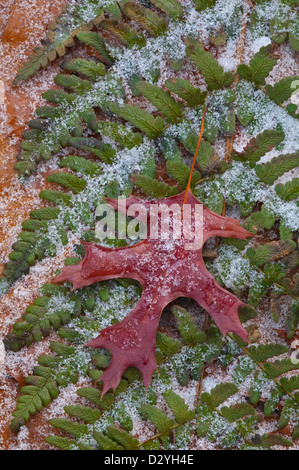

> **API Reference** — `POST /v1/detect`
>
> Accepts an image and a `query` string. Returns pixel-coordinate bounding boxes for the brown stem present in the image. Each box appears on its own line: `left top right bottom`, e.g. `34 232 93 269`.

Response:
183 105 209 204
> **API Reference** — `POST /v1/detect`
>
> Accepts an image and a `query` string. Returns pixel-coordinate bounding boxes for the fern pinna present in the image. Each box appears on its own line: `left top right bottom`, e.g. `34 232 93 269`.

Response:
1 0 298 450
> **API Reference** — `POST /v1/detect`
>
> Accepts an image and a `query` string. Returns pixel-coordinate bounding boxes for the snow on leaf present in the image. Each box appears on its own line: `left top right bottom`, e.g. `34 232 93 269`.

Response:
52 190 252 395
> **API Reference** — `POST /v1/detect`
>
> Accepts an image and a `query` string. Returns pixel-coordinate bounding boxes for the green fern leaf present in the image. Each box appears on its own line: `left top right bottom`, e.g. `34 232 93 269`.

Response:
265 76 299 104
164 78 207 107
54 74 92 94
47 172 87 193
45 435 77 450
97 121 143 149
279 397 298 428
187 45 234 91
109 103 164 139
106 425 139 450
164 391 195 423
100 19 146 48
259 433 292 449
59 155 101 177
195 404 214 437
248 343 288 362
150 0 183 19
246 244 271 266
285 301 299 339
156 332 181 357
289 28 299 52
30 207 61 220
13 0 106 83
232 129 285 167
39 190 72 205
60 58 106 81
264 387 284 417
134 174 179 198
255 152 299 184
264 358 299 378
49 418 88 438
197 140 222 173
237 46 278 86
123 2 168 37
172 305 206 345
11 376 59 432
246 206 276 231
275 178 299 201
43 89 76 105
136 81 184 123
193 0 217 11
76 387 114 410
13 47 51 84
76 31 112 65
93 430 123 450
221 403 255 422
280 375 299 393
68 137 116 164
64 405 101 424
293 422 299 440
249 370 268 404
201 383 238 408
166 160 201 189
140 405 175 434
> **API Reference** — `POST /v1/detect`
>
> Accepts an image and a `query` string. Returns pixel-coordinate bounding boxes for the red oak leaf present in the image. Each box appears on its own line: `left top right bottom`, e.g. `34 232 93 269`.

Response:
52 190 252 395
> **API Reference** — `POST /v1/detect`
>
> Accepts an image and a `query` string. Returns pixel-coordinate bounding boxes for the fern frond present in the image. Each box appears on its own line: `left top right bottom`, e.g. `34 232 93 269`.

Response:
106 425 139 450
49 418 88 438
13 0 106 83
76 31 113 65
60 58 106 81
171 305 206 345
232 129 285 167
47 172 87 193
136 81 184 123
255 152 299 185
275 178 299 201
100 19 146 48
165 78 207 107
123 2 168 37
237 46 278 86
59 155 101 177
97 121 143 149
11 375 59 433
150 0 183 19
109 103 164 139
187 45 234 91
164 391 195 423
265 76 299 104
